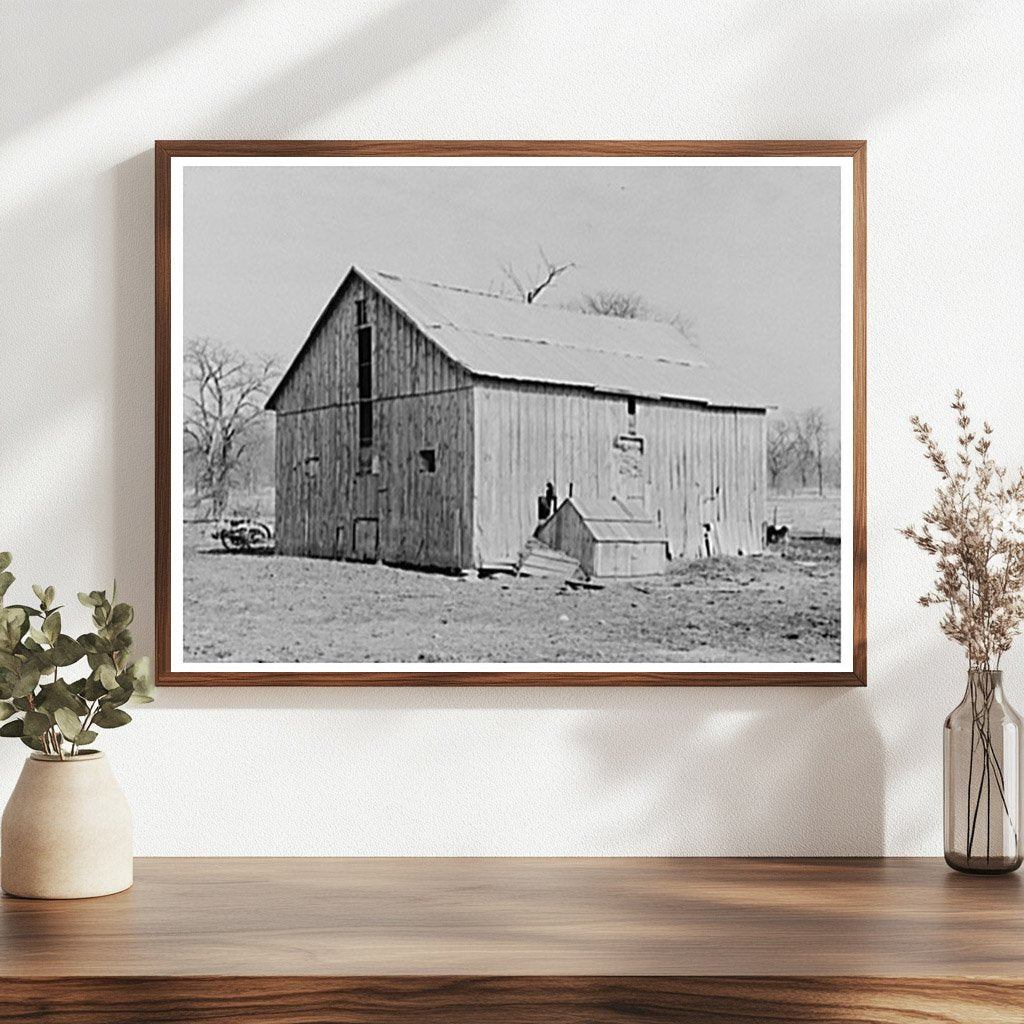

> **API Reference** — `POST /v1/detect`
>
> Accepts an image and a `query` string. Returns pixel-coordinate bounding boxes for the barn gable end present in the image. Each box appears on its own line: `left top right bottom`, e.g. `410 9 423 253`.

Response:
269 268 474 568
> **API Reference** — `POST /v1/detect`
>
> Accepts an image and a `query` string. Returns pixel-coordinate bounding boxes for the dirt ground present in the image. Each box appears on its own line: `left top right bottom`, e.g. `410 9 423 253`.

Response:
182 525 841 665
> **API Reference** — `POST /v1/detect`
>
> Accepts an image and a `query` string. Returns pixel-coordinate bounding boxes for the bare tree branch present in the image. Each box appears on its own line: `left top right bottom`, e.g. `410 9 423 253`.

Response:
500 247 575 304
183 337 279 518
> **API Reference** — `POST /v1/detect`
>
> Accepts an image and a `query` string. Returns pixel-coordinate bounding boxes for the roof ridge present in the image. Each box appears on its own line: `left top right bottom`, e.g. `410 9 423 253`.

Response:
372 269 513 304
430 323 706 370
369 269 693 333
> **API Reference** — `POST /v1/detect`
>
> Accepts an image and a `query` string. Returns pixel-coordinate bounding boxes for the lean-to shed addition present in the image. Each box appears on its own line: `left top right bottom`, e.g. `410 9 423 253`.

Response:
266 266 769 572
537 497 669 577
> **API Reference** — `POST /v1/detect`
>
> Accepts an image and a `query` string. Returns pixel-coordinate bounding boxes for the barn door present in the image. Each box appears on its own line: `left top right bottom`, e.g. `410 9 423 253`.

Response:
351 472 380 562
614 435 646 507
300 455 320 554
352 518 379 561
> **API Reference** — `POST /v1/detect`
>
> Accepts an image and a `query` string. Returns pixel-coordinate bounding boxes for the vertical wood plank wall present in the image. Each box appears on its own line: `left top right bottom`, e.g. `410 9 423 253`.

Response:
272 275 474 568
474 381 766 568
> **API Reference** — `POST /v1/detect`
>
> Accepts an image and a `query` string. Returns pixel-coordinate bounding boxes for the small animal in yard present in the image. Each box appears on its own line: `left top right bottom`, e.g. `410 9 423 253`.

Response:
766 524 790 547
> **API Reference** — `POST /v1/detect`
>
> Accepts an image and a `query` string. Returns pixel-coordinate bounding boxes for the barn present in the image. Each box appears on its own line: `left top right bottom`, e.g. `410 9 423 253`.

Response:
265 266 769 572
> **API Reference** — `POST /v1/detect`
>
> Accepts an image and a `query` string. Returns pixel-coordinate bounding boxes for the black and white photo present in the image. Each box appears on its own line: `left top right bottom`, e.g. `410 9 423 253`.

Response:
157 144 864 684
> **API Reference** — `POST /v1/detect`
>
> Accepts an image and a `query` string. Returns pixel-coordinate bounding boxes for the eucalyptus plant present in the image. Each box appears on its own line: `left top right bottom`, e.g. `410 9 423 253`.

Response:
0 552 153 759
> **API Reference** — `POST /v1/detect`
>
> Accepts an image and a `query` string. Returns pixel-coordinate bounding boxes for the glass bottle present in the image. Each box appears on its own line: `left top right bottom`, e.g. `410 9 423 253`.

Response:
944 669 1022 873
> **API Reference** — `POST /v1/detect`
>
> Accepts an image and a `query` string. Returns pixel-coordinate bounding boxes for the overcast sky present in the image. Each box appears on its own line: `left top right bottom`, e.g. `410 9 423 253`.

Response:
183 162 841 417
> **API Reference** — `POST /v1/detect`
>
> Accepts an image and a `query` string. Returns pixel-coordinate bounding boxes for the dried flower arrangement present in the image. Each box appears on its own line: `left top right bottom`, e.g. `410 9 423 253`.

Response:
903 390 1024 870
902 390 1024 670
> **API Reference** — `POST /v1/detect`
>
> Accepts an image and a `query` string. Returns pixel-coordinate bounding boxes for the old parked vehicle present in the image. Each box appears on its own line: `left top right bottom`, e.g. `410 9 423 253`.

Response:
212 517 273 553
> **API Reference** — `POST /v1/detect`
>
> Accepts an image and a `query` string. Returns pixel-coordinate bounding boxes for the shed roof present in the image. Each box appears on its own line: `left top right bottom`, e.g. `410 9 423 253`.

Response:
560 497 667 544
567 496 649 522
267 266 769 410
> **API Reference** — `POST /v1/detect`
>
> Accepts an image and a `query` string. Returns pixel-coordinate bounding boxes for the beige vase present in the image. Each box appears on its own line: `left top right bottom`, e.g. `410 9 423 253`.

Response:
1 751 133 899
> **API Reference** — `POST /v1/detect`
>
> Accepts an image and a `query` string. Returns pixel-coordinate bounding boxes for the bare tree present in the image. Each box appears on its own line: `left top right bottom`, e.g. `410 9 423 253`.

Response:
184 338 278 519
577 289 696 345
580 290 649 319
795 407 829 497
501 247 575 304
766 419 793 489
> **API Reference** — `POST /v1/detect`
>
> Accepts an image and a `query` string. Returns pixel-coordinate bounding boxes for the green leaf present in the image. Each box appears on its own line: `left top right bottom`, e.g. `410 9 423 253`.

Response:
0 606 27 651
53 707 84 741
112 629 133 654
83 675 108 701
36 679 88 716
98 663 118 690
128 656 154 701
28 627 49 646
11 664 41 699
80 634 112 656
22 711 51 738
0 719 24 737
42 612 60 644
104 684 132 708
0 572 14 601
31 584 47 608
0 553 11 573
7 604 42 619
19 734 45 752
78 592 99 608
0 701 16 721
44 586 55 609
110 603 133 630
49 635 85 668
74 730 97 747
93 705 131 729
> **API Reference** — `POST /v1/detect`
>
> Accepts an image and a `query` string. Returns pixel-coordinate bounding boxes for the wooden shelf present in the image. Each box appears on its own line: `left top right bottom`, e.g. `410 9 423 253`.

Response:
2 857 1021 1022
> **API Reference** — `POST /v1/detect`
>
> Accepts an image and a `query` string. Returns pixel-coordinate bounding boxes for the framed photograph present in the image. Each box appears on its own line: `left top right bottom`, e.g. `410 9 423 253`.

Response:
156 141 865 686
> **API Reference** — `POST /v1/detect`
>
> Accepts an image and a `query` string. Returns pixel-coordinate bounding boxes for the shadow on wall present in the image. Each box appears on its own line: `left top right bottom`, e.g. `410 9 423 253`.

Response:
572 687 885 855
103 0 509 656
727 1 975 134
0 1 244 138
147 681 886 856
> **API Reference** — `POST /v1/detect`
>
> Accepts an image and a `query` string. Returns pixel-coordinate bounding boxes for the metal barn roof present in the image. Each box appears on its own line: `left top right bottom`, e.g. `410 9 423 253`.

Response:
268 266 769 410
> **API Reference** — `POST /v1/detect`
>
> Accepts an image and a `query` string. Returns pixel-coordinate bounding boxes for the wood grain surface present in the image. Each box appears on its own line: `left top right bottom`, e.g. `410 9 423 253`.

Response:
3 856 1022 977
155 139 867 687
0 976 1022 1024
1 857 1020 1023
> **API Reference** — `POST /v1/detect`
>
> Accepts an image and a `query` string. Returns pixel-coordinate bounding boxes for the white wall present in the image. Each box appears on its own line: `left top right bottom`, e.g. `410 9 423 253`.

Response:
1 0 1022 855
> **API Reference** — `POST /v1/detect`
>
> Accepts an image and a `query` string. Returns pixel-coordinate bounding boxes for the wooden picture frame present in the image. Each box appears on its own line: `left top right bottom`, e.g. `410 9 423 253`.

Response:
156 140 866 686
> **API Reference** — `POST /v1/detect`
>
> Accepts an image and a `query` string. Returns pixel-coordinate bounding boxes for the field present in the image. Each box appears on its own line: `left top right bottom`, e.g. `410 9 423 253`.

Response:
767 488 841 537
182 524 840 665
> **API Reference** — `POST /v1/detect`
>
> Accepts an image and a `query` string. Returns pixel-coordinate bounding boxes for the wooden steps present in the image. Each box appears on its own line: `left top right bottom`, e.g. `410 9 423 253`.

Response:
515 538 583 579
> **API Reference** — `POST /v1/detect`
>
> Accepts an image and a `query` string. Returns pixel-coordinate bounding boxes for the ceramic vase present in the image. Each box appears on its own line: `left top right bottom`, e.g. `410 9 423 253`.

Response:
1 751 133 898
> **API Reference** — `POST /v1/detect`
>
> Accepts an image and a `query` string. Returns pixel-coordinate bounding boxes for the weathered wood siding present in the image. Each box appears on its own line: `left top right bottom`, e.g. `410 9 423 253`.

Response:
272 274 474 568
474 381 766 566
538 502 668 578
